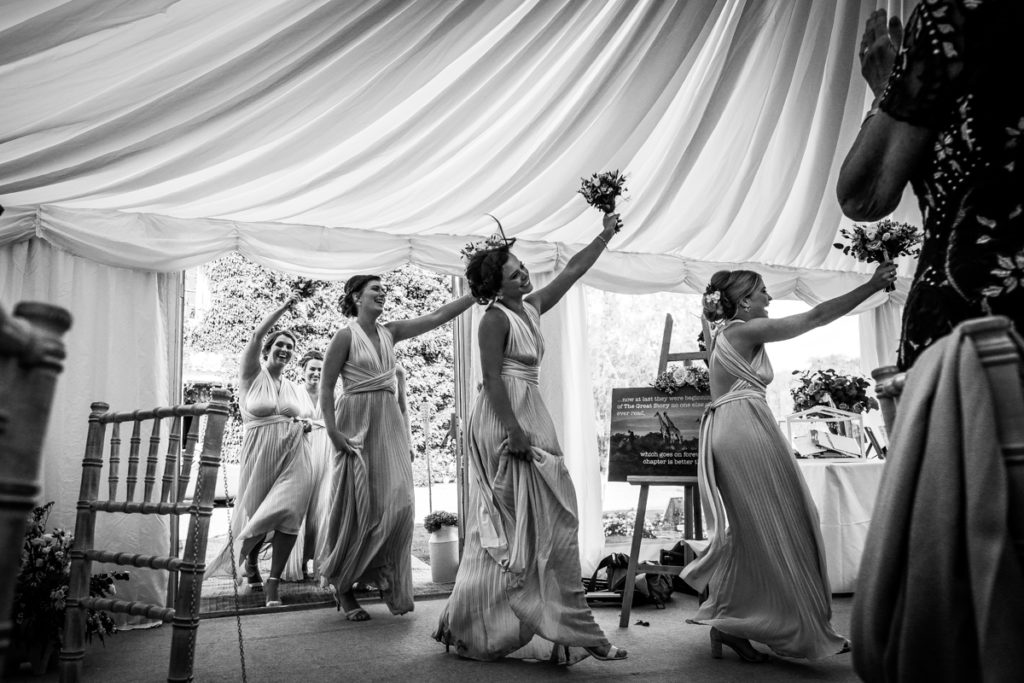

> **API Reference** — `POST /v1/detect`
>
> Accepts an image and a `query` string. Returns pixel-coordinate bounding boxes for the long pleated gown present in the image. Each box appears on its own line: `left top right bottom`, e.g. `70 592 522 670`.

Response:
318 323 414 614
207 368 314 578
682 320 846 659
433 302 610 664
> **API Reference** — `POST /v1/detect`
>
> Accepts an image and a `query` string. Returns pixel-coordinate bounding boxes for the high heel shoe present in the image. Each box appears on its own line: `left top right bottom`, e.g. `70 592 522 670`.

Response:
243 559 263 593
710 627 769 663
265 577 282 607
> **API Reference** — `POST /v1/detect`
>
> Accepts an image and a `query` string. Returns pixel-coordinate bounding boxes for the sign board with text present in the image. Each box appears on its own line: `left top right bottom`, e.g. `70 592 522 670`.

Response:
607 386 710 482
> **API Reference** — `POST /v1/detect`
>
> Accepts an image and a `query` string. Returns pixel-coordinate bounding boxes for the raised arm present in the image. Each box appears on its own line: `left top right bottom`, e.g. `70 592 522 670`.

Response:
320 326 356 456
477 309 531 460
527 212 620 314
837 9 934 221
239 297 296 386
730 263 895 354
387 294 475 344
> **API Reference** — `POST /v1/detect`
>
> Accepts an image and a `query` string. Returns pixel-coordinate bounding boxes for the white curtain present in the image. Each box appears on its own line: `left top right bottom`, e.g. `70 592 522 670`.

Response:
0 239 180 625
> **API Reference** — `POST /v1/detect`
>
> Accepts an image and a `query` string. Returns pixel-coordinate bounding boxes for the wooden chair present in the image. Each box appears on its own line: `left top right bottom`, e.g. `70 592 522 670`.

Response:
962 317 1024 567
59 389 231 683
0 302 72 674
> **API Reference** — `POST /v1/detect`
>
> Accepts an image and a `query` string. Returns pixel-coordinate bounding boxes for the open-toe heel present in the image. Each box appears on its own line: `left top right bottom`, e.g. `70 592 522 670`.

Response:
584 645 627 661
265 577 282 607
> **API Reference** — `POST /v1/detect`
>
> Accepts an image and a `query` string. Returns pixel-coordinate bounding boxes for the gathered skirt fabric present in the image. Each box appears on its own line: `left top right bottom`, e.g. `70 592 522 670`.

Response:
686 393 846 659
318 388 414 614
207 419 313 578
433 376 609 663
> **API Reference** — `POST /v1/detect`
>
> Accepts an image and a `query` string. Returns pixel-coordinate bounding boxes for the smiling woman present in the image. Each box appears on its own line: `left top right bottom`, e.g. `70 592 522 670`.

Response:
205 297 316 607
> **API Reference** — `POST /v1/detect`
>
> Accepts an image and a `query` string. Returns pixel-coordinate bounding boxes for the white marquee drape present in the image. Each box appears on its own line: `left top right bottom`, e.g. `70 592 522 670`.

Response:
1 0 921 593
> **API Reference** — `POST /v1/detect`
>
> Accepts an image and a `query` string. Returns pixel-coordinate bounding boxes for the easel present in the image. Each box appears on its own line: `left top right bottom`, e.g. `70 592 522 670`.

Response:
617 313 711 627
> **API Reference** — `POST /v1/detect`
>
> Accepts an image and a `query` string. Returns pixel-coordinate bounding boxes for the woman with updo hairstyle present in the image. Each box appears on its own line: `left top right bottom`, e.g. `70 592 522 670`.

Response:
318 273 474 621
207 297 316 608
434 211 628 664
682 261 897 662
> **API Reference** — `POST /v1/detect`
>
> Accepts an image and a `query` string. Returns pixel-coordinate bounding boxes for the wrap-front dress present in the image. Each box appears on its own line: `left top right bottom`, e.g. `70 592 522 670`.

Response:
434 301 609 664
683 320 846 659
318 322 414 614
207 367 314 578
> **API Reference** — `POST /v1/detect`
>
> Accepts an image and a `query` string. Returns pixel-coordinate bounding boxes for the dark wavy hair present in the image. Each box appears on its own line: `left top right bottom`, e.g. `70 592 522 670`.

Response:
299 349 323 369
340 274 381 317
261 329 298 360
703 270 762 322
465 246 513 304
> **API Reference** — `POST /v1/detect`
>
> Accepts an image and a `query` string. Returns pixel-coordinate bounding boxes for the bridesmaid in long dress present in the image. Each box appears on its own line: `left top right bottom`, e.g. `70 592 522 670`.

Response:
207 297 314 607
434 212 627 664
319 275 474 620
683 263 895 661
283 350 329 581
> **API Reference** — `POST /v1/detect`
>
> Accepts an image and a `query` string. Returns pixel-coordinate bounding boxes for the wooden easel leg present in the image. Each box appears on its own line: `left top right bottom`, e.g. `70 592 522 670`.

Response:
618 484 649 628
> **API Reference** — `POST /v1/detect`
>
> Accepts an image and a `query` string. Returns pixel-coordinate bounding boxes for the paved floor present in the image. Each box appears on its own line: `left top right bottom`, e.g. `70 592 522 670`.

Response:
13 594 861 682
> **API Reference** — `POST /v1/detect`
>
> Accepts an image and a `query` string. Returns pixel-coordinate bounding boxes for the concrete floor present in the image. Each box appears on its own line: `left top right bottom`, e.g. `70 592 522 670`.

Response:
14 595 861 682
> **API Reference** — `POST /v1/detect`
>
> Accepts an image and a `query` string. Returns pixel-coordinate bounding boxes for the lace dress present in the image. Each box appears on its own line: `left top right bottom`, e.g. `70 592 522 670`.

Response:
879 0 1024 368
318 323 414 614
433 302 610 664
682 321 846 659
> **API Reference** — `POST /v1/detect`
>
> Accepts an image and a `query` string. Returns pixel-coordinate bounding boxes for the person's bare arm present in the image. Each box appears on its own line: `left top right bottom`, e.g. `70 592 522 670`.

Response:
320 326 356 456
729 263 895 355
239 297 296 387
387 295 475 343
527 213 620 314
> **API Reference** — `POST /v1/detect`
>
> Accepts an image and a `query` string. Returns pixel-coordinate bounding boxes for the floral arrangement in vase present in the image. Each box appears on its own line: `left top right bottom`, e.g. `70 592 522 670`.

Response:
652 365 711 395
423 510 458 534
12 502 129 667
790 368 879 414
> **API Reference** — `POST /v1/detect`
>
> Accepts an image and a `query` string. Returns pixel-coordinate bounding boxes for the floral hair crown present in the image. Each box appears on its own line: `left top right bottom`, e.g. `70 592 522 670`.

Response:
460 214 517 262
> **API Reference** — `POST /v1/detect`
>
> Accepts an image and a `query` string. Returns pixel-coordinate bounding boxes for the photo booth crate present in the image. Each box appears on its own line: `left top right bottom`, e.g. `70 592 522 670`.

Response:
785 406 865 458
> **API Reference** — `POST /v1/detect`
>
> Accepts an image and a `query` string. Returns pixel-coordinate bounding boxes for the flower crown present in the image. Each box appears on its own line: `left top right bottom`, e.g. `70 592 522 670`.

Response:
460 214 516 262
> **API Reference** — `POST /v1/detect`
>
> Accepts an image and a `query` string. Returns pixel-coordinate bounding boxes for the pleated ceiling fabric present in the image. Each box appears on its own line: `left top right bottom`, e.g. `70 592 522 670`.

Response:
0 0 919 292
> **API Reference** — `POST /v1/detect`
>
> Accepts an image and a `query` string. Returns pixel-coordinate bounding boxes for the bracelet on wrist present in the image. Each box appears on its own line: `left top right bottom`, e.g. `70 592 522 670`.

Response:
597 234 609 248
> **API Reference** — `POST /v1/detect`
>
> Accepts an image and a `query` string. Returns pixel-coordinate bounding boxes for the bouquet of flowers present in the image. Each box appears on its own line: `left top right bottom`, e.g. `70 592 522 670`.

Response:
652 365 711 395
833 219 922 291
290 277 324 300
790 368 879 414
423 510 458 534
13 503 129 650
578 170 628 214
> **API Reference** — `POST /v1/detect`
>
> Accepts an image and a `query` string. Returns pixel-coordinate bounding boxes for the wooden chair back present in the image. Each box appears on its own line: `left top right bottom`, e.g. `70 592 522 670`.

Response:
962 317 1024 567
0 302 72 674
59 389 230 683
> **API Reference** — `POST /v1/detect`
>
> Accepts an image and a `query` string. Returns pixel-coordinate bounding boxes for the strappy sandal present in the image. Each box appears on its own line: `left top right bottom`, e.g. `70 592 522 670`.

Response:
585 645 628 661
344 607 370 622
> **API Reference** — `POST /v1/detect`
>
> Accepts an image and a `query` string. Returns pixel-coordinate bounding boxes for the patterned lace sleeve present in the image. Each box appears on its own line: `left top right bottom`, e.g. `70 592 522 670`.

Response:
878 0 966 128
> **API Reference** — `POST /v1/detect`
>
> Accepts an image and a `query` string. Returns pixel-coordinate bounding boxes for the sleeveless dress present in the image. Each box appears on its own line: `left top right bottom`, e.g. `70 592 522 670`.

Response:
318 323 414 614
207 367 314 578
282 386 332 581
433 302 610 664
682 320 846 659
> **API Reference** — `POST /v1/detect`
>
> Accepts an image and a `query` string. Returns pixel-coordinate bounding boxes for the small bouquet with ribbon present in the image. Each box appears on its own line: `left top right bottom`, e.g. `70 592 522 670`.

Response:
578 170 628 214
833 219 921 291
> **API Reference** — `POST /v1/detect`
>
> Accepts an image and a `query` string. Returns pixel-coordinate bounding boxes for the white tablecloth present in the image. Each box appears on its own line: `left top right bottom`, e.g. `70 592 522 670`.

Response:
797 458 886 593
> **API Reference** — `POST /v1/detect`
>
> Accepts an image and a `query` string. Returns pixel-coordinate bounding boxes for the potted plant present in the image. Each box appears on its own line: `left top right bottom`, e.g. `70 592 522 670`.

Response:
8 503 128 676
423 511 459 583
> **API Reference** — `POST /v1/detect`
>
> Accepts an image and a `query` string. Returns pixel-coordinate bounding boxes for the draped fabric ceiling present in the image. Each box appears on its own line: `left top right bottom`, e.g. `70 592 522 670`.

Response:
0 0 918 295
0 0 918 589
